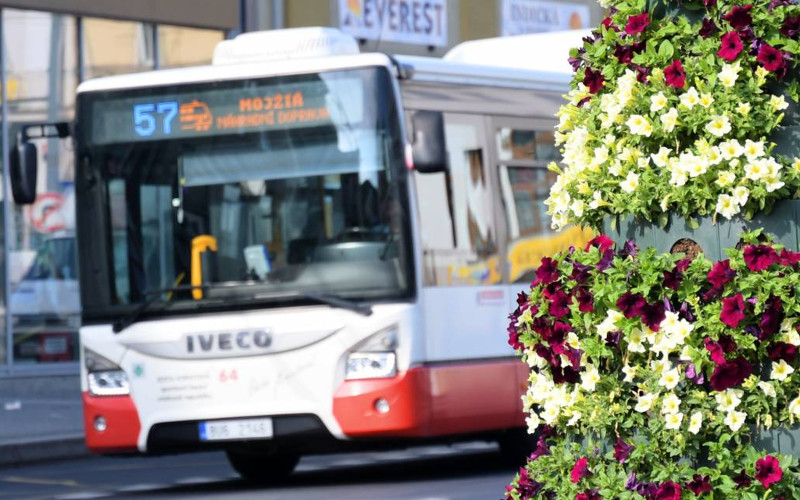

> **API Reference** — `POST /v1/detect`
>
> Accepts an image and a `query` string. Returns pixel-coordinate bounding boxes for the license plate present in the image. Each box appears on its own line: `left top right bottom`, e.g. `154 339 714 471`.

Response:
198 418 273 442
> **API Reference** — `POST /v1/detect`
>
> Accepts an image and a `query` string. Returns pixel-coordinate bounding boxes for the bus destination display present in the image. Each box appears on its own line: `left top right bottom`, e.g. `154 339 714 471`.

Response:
90 78 340 145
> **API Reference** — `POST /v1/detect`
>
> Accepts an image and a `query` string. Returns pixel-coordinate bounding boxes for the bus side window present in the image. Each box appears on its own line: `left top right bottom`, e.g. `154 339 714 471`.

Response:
496 127 591 284
414 113 501 287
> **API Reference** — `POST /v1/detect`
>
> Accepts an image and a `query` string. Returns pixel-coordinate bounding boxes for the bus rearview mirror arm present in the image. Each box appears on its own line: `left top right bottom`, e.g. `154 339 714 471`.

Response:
10 122 71 205
410 110 447 174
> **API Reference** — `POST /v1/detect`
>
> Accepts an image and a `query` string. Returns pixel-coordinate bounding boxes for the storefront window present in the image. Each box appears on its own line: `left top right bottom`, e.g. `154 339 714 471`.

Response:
157 25 224 68
4 9 79 364
82 18 154 79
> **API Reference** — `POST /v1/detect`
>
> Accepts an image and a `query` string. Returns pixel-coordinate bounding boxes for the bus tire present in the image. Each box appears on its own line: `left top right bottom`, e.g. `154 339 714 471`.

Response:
498 428 537 467
225 449 300 482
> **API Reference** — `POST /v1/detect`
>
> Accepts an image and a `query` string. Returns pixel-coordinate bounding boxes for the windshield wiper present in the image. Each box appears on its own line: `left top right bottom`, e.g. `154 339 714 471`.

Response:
112 284 206 334
253 290 373 317
113 286 373 334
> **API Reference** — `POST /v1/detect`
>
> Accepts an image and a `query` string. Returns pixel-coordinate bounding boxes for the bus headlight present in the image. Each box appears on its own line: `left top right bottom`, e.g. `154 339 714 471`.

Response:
85 348 130 397
345 326 398 380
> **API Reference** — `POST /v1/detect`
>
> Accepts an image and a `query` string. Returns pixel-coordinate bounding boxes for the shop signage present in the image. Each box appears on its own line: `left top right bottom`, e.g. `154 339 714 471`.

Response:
501 0 590 35
339 0 448 47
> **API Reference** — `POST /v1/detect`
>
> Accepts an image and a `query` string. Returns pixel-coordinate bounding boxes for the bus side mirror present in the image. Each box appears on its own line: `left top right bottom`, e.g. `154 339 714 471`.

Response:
410 111 447 173
10 139 38 205
9 123 70 205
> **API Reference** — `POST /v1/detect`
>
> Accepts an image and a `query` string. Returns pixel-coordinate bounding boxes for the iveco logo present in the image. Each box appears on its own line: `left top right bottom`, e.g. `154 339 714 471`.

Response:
185 330 272 354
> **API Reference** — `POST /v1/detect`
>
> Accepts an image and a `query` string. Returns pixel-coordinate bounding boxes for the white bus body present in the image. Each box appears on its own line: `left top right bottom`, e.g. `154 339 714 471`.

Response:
74 28 591 476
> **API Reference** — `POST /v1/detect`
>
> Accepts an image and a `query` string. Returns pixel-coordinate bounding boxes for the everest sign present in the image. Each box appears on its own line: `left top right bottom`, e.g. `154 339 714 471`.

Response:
339 0 448 47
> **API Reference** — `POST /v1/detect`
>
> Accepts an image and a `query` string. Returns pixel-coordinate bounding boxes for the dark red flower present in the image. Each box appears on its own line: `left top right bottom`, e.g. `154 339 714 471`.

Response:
585 234 615 252
755 455 783 488
575 492 601 500
571 261 592 284
547 289 572 319
723 4 753 29
615 44 636 64
704 338 727 364
576 287 594 313
664 60 686 88
663 269 682 290
757 43 786 72
768 342 797 363
515 467 545 498
719 334 737 353
779 249 800 266
534 257 559 286
782 15 800 38
700 18 718 38
566 346 583 370
617 292 646 319
708 259 735 288
718 31 743 61
720 294 746 327
529 435 551 461
710 356 753 391
571 457 590 483
547 321 572 345
655 481 682 500
583 67 604 94
703 0 717 7
601 16 619 32
552 365 580 384
734 469 752 488
633 64 651 83
642 302 666 331
760 296 784 340
625 13 650 35
744 244 778 271
687 474 711 495
613 437 634 464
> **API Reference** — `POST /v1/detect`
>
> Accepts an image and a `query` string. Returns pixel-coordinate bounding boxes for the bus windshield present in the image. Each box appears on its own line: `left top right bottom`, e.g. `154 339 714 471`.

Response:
77 67 411 314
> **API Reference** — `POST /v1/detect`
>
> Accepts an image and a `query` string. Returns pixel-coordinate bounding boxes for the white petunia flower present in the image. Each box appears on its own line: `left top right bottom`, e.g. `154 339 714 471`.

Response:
789 394 800 417
715 389 742 412
771 360 795 381
651 91 668 112
771 94 789 111
719 62 741 88
661 393 681 414
526 412 541 434
658 368 680 390
665 412 684 430
622 364 638 383
541 403 560 424
732 186 750 206
706 115 731 138
743 140 765 161
716 194 739 219
688 411 703 434
627 115 653 136
716 171 736 188
719 140 744 160
635 392 658 413
660 108 679 133
651 147 672 168
699 93 714 108
680 87 700 109
724 410 747 432
620 171 640 193
758 381 777 399
737 102 751 116
581 364 601 392
567 411 582 426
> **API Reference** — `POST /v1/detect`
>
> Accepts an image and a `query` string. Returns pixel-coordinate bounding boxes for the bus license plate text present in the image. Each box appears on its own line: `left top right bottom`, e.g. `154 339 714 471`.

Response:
198 418 273 441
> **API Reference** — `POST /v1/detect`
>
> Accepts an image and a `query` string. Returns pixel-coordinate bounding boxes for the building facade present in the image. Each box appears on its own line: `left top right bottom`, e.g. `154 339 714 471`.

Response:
0 0 599 384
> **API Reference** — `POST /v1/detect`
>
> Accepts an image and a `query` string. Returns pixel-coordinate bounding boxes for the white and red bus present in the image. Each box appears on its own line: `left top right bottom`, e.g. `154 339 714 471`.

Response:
10 27 590 479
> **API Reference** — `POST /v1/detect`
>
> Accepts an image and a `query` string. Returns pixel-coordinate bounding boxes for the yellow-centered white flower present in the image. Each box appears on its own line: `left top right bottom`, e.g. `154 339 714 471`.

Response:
688 411 703 434
661 393 681 414
706 115 731 138
665 412 684 430
680 87 700 109
659 368 680 390
660 108 679 133
724 410 747 432
715 389 742 412
758 381 777 399
635 392 657 413
651 91 668 112
771 359 794 381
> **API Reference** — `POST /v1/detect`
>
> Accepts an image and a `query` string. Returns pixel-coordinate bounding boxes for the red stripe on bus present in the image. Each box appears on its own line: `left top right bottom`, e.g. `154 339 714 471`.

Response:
82 392 141 453
333 359 527 438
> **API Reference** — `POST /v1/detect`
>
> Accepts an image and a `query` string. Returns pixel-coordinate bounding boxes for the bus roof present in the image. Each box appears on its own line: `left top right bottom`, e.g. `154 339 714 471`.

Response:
444 29 591 75
76 28 576 95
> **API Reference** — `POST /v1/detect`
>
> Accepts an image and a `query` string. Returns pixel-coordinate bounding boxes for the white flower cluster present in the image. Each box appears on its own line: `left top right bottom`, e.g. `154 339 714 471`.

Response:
544 55 796 231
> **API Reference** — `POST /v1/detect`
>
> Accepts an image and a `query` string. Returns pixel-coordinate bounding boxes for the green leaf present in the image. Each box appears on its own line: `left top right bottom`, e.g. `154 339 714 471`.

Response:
658 40 674 60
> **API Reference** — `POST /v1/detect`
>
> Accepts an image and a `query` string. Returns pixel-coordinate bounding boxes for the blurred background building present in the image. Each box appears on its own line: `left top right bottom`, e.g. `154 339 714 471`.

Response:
0 0 600 389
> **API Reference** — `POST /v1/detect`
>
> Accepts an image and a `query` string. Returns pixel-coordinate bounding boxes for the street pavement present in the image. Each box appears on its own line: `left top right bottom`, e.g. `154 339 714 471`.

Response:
0 394 86 465
0 442 515 500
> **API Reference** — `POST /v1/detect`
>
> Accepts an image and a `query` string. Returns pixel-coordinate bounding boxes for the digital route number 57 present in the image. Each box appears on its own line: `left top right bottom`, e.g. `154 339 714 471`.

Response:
133 101 179 137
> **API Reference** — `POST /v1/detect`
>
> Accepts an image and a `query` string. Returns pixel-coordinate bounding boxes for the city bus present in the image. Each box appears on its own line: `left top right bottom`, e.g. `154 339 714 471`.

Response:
10 27 591 480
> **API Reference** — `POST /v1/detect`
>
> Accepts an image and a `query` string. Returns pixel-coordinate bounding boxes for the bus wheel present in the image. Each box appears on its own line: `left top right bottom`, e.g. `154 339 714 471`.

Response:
226 449 300 482
498 428 537 467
